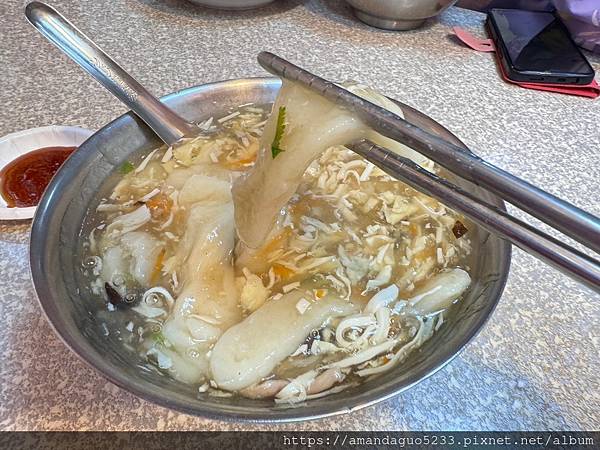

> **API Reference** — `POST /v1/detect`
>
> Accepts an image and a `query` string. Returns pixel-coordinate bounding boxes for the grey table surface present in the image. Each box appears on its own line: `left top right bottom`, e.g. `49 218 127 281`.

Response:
0 0 599 431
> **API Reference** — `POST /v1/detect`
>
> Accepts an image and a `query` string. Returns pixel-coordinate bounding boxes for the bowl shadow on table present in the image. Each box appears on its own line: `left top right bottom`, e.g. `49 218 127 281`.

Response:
131 0 308 21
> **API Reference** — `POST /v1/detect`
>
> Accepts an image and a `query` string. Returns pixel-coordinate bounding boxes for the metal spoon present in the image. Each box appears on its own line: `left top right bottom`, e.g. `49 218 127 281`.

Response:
25 2 198 146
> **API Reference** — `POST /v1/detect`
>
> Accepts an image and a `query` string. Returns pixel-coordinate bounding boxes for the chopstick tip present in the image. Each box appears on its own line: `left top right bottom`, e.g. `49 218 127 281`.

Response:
257 51 277 66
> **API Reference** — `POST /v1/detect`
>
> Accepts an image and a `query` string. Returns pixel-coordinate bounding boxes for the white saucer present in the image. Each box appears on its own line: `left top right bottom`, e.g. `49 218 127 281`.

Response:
0 125 94 220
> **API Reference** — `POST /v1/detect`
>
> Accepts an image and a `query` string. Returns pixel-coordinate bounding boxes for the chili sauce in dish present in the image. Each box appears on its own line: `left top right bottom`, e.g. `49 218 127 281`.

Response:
0 146 76 207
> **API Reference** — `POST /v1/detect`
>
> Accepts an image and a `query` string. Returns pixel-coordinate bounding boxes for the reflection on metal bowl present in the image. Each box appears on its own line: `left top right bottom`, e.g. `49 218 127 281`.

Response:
186 0 276 10
30 77 510 421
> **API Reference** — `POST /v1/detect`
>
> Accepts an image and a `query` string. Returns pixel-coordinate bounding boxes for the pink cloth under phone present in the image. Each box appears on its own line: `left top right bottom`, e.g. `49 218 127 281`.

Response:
453 27 600 98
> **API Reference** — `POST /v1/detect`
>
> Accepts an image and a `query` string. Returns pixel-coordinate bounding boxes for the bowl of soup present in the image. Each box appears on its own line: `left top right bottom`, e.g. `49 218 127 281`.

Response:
30 77 510 421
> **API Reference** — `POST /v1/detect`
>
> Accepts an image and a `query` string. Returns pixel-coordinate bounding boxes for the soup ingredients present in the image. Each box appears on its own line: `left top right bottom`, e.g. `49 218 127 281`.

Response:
83 83 473 404
210 288 356 390
160 197 241 383
0 146 76 207
408 268 471 316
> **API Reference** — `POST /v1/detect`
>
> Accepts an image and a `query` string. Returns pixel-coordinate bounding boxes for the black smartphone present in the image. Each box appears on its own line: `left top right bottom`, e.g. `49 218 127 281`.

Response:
486 8 595 85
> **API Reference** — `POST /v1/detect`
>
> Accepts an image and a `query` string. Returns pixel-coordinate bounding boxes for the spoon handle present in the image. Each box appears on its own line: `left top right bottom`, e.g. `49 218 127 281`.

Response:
25 2 197 146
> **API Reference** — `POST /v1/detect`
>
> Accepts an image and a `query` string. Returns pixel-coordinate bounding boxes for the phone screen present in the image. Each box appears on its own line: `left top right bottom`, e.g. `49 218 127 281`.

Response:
490 9 591 75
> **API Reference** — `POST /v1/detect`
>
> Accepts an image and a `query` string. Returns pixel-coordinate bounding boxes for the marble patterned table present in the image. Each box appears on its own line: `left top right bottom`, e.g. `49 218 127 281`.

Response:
0 0 598 431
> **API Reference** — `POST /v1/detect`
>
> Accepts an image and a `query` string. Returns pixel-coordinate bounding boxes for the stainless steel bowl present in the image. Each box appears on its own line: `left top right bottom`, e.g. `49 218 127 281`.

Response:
30 77 510 421
345 0 459 30
186 0 276 9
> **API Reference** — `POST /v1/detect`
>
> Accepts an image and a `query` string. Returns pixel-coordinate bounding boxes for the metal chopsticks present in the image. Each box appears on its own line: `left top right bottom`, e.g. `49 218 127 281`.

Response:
257 52 600 292
348 140 600 293
257 51 600 256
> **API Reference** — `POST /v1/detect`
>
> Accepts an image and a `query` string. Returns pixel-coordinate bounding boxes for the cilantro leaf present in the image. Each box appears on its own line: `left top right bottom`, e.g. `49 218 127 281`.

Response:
152 332 167 346
271 106 287 159
120 161 135 174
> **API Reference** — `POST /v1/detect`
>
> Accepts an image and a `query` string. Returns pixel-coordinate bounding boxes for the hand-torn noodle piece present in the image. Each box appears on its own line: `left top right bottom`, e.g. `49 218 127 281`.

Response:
233 81 430 249
210 288 356 390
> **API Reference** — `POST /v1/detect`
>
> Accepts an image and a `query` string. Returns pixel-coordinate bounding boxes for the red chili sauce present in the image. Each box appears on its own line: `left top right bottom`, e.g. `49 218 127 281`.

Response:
0 146 76 208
